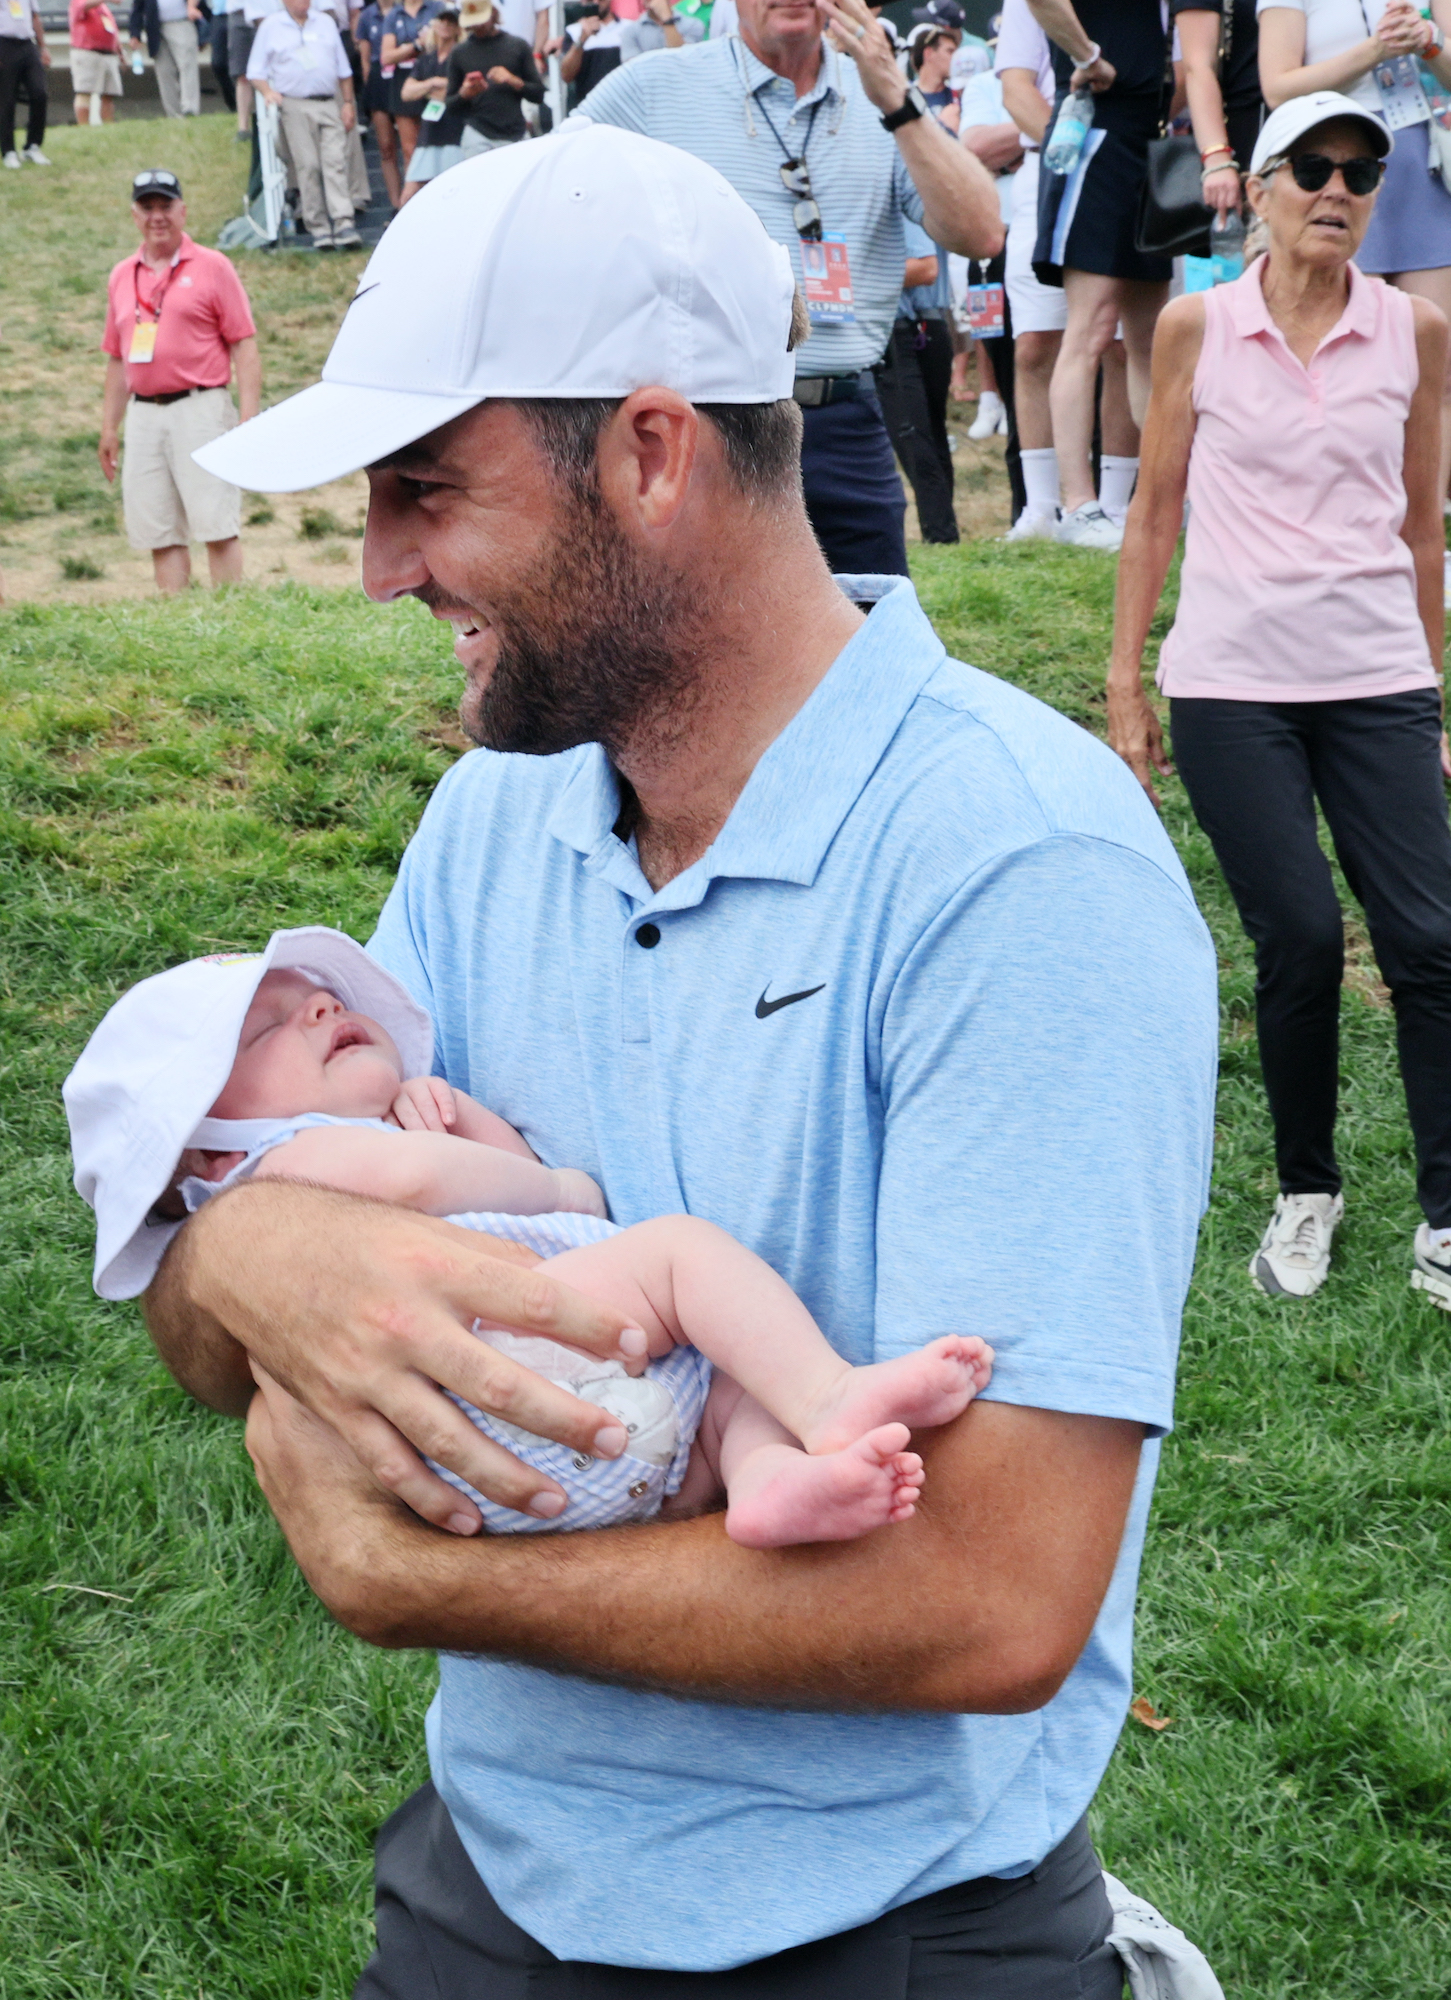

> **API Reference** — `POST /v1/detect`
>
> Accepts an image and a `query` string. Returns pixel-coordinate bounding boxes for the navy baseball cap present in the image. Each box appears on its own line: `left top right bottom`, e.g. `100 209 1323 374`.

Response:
911 0 966 26
132 168 183 202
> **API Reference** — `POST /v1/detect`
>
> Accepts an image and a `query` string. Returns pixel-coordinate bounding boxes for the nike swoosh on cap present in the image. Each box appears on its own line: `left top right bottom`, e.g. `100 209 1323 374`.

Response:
755 984 825 1019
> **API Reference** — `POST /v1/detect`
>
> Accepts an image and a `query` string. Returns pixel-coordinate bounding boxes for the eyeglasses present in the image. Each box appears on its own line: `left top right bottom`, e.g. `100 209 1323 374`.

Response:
778 158 822 241
1278 152 1384 196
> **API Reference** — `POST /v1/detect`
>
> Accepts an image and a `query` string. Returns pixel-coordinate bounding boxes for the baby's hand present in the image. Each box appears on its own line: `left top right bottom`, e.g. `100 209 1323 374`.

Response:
551 1168 609 1219
392 1075 459 1133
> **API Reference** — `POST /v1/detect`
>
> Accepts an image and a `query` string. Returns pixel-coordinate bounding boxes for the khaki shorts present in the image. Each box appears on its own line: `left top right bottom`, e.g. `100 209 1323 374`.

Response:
121 388 241 551
71 48 124 94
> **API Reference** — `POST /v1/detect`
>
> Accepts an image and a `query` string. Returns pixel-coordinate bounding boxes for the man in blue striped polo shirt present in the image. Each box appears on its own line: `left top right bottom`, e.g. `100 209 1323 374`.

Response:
579 0 1003 575
168 126 1218 1995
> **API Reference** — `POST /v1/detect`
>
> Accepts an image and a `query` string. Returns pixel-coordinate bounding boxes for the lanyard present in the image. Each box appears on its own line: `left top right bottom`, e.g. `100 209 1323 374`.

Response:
134 253 178 326
755 89 821 172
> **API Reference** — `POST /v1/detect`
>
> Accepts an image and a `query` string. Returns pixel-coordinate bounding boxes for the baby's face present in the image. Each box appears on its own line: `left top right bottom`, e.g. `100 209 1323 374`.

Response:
209 970 403 1122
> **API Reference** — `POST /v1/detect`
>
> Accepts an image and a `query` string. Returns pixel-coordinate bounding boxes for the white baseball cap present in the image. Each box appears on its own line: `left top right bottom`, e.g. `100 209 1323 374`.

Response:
1250 91 1392 177
194 123 798 495
63 928 433 1301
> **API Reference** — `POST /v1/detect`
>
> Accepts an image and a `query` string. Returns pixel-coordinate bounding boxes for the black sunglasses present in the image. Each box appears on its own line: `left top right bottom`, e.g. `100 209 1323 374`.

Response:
1283 152 1384 196
778 158 822 241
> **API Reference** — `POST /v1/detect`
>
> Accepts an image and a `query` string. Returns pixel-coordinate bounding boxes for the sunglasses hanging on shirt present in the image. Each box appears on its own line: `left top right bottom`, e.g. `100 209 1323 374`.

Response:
778 157 822 242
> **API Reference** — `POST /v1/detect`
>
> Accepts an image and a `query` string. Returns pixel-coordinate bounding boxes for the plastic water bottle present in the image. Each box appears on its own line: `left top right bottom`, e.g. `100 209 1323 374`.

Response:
1210 210 1245 284
130 49 145 74
1043 87 1094 176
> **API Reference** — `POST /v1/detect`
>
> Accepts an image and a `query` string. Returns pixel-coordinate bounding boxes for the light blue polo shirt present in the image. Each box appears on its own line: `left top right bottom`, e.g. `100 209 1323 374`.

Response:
368 575 1218 1972
577 36 924 377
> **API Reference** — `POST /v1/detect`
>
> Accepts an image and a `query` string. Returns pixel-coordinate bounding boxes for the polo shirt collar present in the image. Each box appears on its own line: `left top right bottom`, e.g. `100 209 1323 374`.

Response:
1225 253 1379 347
132 232 195 274
733 34 844 109
546 575 944 908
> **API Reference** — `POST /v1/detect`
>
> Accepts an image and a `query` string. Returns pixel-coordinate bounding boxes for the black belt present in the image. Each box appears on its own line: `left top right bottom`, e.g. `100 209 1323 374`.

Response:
131 386 225 405
792 374 865 408
895 308 947 324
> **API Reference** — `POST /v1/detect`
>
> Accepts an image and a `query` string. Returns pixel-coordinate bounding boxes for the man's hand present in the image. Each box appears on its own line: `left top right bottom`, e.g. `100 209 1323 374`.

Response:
821 0 906 115
341 95 356 130
144 1180 650 1529
459 66 486 95
486 62 521 85
575 10 601 37
1069 51 1115 91
99 432 120 482
260 81 282 105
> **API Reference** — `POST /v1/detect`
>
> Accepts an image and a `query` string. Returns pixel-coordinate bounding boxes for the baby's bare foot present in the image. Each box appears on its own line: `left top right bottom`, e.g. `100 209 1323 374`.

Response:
802 1336 993 1456
724 1426 925 1549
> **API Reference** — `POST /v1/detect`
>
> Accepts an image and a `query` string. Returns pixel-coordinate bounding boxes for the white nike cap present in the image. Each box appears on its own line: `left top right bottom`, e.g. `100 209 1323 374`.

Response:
1250 90 1392 177
63 928 433 1301
194 123 798 494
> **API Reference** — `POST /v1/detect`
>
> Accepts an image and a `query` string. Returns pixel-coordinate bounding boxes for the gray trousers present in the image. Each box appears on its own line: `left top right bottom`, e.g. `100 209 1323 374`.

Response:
353 1782 1124 1998
155 17 200 117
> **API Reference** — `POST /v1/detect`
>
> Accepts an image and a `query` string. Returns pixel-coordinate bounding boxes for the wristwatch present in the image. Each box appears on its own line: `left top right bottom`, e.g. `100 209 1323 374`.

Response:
882 83 927 132
1427 19 1446 55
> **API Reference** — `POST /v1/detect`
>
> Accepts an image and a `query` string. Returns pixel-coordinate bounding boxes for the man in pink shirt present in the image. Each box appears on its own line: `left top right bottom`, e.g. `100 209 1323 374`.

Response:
99 169 262 593
69 0 124 124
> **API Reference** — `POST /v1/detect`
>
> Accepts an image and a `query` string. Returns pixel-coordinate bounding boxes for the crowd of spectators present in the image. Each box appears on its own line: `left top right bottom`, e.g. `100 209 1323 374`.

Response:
69 0 1451 601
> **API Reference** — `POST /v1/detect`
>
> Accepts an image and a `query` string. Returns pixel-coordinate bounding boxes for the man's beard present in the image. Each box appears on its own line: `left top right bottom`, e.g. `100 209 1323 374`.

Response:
455 488 705 760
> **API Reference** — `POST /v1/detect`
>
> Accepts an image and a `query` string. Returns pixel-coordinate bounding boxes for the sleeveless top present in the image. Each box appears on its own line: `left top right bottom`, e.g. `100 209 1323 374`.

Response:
1156 259 1435 703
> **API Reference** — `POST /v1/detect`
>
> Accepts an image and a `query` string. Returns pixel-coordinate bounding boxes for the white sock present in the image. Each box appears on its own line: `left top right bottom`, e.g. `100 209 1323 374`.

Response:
1099 455 1139 521
1020 447 1060 517
977 389 1004 414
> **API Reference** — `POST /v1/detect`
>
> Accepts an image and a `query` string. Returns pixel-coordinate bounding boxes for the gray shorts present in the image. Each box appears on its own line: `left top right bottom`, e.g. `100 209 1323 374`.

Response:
354 1785 1123 1997
71 48 124 94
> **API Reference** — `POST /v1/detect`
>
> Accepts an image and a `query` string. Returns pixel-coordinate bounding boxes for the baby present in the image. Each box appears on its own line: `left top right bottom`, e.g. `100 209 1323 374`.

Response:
65 927 992 1547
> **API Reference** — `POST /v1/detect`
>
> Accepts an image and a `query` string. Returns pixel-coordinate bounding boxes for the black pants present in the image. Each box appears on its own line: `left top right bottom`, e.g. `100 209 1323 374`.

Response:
799 384 910 579
0 36 47 155
971 252 1026 528
354 1783 1122 1998
1171 690 1451 1224
875 317 959 544
209 10 236 113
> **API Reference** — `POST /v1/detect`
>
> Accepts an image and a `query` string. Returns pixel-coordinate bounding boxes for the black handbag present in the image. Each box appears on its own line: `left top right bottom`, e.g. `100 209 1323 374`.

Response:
1134 7 1234 258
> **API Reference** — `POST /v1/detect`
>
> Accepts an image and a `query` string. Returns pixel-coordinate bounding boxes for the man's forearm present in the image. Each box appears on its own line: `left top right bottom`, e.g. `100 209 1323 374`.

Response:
144 1222 257 1417
898 116 1005 257
253 1386 1145 1714
1026 0 1095 65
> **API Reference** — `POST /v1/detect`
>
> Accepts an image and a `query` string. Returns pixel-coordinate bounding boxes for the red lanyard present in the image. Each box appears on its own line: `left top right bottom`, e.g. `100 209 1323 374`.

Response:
134 255 178 327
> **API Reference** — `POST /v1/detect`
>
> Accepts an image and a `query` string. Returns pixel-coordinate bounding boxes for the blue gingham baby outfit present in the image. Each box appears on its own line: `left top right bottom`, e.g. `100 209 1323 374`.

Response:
179 1115 713 1534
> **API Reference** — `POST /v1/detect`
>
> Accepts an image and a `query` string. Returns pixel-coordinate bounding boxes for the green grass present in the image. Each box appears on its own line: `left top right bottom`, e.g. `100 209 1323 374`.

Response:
2 552 1449 1996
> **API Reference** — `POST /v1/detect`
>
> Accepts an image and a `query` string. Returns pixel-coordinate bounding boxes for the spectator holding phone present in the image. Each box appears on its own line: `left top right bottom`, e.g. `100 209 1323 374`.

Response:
382 0 442 169
400 4 465 193
558 0 628 99
447 0 542 151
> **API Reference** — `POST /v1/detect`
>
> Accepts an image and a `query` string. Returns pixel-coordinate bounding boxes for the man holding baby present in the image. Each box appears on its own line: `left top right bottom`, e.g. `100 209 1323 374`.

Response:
141 126 1217 1995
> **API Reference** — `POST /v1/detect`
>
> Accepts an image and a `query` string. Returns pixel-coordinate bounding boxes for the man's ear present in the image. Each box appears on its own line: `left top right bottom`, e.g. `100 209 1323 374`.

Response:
598 387 699 533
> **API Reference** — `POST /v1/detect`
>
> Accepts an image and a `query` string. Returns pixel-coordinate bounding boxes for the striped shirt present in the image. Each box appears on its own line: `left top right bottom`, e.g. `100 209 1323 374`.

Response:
577 36 923 376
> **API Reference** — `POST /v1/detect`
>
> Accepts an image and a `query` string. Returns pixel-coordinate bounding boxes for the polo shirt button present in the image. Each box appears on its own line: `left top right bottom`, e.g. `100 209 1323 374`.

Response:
636 923 661 948
628 1479 650 1499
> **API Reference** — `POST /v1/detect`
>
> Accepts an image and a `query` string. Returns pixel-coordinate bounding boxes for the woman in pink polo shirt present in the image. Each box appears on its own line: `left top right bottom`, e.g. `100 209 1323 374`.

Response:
1107 90 1451 1307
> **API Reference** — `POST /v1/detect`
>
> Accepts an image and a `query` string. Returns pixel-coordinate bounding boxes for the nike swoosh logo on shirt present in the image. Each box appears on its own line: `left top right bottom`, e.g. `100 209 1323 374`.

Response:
755 984 825 1019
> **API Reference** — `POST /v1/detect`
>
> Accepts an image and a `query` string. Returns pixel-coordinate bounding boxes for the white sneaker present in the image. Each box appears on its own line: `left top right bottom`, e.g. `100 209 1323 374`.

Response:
2 151 22 169
967 391 1004 442
22 145 50 165
996 407 1009 436
1055 502 1123 551
1249 1192 1343 1298
1003 506 1057 542
1410 1223 1451 1308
